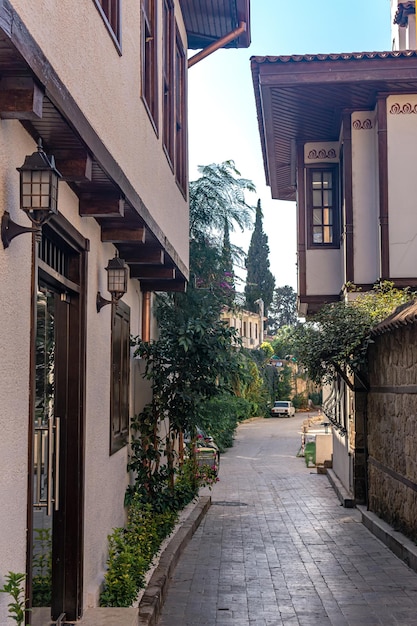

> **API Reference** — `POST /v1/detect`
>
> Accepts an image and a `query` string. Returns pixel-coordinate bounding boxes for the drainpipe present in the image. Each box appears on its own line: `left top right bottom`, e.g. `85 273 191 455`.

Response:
188 22 247 68
142 291 151 342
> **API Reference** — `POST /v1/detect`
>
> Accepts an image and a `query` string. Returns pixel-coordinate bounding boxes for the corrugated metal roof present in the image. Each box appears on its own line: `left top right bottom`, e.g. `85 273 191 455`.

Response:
371 300 417 336
181 0 250 49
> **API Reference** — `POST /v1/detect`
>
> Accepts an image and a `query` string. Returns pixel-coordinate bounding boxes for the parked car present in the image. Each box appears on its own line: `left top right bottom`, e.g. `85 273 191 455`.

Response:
270 400 296 418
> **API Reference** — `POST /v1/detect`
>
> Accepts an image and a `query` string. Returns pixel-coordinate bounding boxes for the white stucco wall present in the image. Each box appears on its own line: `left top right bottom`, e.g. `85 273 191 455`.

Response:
0 122 35 621
351 111 380 285
0 124 155 618
9 0 189 270
387 95 417 278
332 431 351 494
305 248 342 295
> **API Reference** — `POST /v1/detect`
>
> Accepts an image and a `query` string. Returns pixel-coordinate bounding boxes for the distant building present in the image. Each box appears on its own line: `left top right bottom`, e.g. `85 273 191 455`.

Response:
221 307 263 349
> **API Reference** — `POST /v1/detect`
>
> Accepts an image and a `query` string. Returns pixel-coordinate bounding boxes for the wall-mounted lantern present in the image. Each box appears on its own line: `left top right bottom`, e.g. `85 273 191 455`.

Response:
96 253 128 312
1 139 61 249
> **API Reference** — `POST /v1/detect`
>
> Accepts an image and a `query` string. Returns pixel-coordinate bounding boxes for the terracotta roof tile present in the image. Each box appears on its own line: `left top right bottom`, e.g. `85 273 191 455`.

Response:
250 50 417 66
371 300 417 336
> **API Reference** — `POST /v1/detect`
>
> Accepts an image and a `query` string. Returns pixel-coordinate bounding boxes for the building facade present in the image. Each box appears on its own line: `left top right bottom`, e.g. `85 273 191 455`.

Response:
251 0 417 503
0 1 250 623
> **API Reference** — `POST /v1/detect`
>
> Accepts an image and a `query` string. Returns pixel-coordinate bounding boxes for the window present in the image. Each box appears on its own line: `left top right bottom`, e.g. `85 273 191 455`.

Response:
110 301 130 454
94 0 121 50
142 0 158 128
307 167 339 248
175 29 187 194
163 0 174 165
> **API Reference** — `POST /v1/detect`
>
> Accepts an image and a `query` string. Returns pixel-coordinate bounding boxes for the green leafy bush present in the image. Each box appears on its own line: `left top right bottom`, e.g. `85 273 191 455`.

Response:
99 496 178 607
292 393 308 410
199 393 251 452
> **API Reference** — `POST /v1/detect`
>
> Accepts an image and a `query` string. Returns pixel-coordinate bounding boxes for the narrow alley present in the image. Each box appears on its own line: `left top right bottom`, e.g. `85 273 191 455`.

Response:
158 414 417 626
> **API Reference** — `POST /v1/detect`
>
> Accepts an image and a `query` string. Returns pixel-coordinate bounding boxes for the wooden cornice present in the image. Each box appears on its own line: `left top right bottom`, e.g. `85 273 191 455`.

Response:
0 76 43 119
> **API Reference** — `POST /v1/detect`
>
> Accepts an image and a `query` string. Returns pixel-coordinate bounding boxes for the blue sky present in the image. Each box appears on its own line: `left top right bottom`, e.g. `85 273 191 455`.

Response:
188 0 392 290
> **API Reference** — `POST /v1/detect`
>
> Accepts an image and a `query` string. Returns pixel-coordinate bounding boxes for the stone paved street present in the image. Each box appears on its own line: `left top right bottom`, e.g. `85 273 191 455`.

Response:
158 414 417 625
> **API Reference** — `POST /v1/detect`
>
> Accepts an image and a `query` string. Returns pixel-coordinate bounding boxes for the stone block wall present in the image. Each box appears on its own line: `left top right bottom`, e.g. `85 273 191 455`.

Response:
367 323 417 541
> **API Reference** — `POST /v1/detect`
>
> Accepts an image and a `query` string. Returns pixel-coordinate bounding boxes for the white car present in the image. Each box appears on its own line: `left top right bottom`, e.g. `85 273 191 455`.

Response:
270 400 296 418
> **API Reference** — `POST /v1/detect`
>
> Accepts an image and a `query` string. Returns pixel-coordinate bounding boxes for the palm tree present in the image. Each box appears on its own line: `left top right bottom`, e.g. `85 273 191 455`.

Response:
189 160 255 240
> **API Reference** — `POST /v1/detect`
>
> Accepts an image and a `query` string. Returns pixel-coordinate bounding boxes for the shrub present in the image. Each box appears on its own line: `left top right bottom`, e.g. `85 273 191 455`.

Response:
292 393 308 410
99 496 178 607
199 394 251 452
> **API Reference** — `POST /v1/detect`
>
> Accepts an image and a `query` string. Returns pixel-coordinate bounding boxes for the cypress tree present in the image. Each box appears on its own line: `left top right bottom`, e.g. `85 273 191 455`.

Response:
244 199 275 314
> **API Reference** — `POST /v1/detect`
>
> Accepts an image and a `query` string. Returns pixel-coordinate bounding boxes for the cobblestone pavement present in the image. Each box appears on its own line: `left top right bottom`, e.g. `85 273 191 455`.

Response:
158 415 417 626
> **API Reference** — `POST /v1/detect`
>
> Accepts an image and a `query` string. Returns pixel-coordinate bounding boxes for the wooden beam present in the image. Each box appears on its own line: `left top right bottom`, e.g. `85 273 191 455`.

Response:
124 249 164 265
79 194 125 218
55 151 92 182
0 76 43 119
140 279 186 293
101 227 146 244
130 266 176 279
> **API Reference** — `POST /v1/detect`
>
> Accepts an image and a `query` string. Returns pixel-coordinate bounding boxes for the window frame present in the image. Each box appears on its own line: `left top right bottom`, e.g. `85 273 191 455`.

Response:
141 0 159 132
162 0 175 167
94 0 122 53
306 165 340 249
110 300 130 455
174 26 187 196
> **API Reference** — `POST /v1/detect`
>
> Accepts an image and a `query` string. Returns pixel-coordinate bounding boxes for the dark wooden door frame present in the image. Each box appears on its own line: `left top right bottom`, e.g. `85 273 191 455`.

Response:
27 215 88 623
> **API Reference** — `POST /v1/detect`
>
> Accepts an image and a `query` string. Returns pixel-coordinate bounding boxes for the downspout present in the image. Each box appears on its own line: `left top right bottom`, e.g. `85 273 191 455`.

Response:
142 290 151 342
188 22 247 68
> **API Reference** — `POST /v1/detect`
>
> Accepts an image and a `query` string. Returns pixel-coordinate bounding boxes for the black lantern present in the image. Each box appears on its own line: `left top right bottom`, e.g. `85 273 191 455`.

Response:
1 139 61 248
96 252 129 312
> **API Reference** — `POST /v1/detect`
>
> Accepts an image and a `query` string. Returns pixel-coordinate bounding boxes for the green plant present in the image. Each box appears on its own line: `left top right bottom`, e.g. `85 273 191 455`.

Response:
0 572 28 626
292 393 308 410
304 442 316 467
99 496 178 607
291 281 416 388
32 528 52 607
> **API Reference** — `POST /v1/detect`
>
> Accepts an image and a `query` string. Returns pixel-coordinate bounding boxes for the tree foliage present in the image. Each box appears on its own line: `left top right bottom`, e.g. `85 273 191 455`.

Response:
271 325 297 359
268 285 298 334
290 282 415 387
128 161 257 504
189 160 255 240
244 199 275 314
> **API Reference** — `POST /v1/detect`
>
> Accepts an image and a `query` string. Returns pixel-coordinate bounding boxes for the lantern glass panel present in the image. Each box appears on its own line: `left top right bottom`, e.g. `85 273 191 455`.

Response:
108 268 127 295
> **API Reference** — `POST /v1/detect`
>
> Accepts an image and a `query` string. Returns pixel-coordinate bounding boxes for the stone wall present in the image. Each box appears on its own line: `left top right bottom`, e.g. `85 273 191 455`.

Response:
367 323 417 541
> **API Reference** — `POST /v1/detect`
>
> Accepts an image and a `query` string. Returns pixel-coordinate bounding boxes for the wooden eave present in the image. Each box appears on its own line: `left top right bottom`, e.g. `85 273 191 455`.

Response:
394 1 415 27
181 0 251 49
251 50 417 202
0 0 187 292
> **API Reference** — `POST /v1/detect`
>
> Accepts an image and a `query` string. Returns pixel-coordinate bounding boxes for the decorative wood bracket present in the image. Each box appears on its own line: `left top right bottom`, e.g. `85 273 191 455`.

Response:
0 76 43 120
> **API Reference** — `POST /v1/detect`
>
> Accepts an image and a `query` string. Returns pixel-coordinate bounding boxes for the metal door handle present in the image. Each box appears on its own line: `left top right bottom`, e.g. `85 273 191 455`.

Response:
54 417 60 511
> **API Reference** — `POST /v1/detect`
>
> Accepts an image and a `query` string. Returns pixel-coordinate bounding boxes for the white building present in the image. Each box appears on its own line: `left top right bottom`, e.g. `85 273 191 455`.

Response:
0 1 251 623
251 0 417 504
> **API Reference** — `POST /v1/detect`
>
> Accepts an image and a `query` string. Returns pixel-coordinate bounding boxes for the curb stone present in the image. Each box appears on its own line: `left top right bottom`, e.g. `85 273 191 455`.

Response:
138 495 211 626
